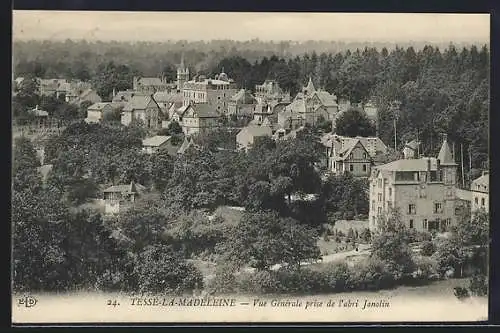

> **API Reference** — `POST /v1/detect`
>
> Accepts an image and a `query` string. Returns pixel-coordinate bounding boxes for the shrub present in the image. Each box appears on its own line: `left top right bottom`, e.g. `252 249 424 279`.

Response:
360 228 371 243
236 270 281 294
408 229 433 243
320 262 351 292
421 241 436 256
348 258 395 291
276 268 327 294
133 245 204 294
468 273 488 296
206 264 238 295
412 256 439 281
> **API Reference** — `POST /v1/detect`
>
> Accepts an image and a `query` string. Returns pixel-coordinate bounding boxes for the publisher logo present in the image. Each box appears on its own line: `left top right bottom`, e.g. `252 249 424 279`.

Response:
17 296 37 308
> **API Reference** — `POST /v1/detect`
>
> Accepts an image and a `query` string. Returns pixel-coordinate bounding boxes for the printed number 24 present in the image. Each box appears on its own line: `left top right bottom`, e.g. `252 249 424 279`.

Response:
107 299 120 307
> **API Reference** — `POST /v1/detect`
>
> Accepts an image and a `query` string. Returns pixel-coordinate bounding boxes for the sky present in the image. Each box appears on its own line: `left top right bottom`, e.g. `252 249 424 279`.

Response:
12 11 490 43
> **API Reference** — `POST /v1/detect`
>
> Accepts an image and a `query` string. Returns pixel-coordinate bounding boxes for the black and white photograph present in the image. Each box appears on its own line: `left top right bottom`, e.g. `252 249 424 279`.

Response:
11 11 490 323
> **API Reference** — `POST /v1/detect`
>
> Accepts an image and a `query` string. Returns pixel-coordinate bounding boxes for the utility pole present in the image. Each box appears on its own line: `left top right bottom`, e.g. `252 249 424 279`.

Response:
461 143 465 188
468 145 472 183
391 101 400 152
417 128 420 157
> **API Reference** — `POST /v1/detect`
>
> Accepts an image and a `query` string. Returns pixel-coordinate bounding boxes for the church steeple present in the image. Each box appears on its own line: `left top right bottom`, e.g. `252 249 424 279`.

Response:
177 52 189 92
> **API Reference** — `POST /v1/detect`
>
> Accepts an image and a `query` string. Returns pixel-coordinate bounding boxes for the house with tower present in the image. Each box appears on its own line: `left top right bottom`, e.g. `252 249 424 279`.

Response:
177 54 190 92
368 135 464 233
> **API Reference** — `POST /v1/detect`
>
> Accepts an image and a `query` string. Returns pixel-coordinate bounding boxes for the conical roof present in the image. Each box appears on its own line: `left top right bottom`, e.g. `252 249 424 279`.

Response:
129 180 137 193
304 77 316 94
437 135 457 166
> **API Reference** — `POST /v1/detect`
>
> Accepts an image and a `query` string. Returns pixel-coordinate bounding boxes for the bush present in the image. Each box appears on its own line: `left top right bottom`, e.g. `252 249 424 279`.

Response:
236 270 282 294
133 245 204 294
408 229 433 243
360 228 371 243
411 256 439 281
468 273 488 296
320 262 351 292
421 241 436 256
348 258 395 291
206 264 238 294
276 268 327 294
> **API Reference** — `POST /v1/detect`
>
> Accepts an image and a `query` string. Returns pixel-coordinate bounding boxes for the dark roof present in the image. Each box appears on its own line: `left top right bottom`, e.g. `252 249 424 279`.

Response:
437 138 457 166
187 104 220 118
104 181 146 193
123 95 157 112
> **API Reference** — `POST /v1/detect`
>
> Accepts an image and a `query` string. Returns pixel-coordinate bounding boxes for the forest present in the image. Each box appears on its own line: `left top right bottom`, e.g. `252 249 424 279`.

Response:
13 40 489 171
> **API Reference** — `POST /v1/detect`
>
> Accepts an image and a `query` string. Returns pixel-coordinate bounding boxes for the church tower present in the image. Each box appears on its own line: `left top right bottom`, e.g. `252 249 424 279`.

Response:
177 53 189 92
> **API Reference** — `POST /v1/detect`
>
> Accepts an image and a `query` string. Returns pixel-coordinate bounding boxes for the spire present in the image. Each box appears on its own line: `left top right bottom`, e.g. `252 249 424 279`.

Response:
130 180 137 193
437 134 457 166
305 76 316 94
179 52 185 70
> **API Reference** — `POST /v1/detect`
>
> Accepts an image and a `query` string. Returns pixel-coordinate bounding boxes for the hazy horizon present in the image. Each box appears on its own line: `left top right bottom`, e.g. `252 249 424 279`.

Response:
13 11 490 43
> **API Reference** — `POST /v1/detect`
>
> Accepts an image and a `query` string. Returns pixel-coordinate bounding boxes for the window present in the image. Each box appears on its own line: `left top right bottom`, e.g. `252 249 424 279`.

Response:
378 193 382 202
409 220 414 229
481 198 485 206
372 200 375 211
349 164 354 172
475 197 479 205
408 204 416 215
363 153 367 159
423 219 428 229
389 188 392 196
434 202 443 214
363 164 367 172
349 153 353 160
387 201 392 209
377 207 382 215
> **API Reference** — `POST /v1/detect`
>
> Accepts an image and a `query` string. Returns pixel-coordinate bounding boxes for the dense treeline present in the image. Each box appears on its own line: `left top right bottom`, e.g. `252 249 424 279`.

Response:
14 40 489 170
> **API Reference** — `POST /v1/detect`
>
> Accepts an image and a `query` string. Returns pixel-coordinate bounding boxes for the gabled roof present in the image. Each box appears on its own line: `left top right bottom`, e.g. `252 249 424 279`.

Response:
405 139 421 151
437 137 457 166
142 135 171 147
178 137 200 154
88 102 112 111
311 91 337 107
231 89 257 104
471 173 489 188
284 98 306 114
184 104 219 118
104 181 146 193
123 95 158 112
153 91 173 103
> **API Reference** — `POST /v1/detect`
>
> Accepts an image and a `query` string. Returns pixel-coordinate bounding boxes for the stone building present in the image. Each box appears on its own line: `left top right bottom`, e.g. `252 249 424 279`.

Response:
103 181 146 215
228 89 257 117
322 134 388 177
471 172 489 213
368 137 461 233
121 94 162 129
177 103 220 136
182 70 238 114
254 79 290 104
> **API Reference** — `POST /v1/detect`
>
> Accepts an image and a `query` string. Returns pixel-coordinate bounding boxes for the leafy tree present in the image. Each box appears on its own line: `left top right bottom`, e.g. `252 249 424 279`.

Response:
133 244 203 294
334 107 376 137
220 211 320 271
371 209 415 280
150 151 174 192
